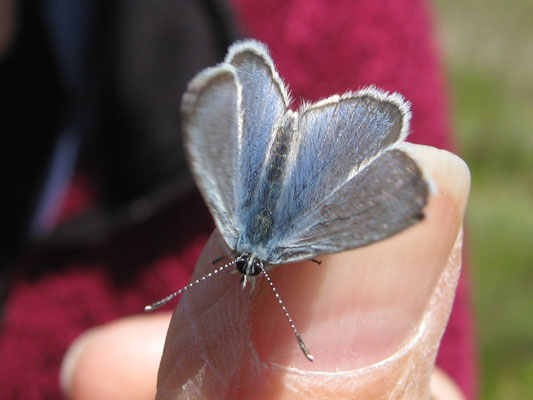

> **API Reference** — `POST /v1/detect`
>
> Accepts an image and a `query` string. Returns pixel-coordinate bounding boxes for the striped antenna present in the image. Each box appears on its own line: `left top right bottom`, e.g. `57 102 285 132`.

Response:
259 263 314 361
144 259 238 311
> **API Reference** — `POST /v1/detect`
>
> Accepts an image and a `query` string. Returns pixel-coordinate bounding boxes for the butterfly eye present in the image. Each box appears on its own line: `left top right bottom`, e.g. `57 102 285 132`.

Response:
249 259 263 276
235 257 248 275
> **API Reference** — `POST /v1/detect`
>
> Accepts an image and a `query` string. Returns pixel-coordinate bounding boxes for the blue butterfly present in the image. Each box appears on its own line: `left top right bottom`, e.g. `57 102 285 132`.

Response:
147 40 429 360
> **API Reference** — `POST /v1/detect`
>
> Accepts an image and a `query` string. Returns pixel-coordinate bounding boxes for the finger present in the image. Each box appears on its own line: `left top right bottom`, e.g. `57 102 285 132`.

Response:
431 367 467 400
156 144 470 399
60 313 171 400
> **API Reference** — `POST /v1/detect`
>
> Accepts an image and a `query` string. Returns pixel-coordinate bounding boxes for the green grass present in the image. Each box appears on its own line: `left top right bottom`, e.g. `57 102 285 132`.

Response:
434 1 533 399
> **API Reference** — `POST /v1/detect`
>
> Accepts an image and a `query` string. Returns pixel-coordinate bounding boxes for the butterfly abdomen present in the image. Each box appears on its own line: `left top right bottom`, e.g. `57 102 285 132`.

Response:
240 114 296 256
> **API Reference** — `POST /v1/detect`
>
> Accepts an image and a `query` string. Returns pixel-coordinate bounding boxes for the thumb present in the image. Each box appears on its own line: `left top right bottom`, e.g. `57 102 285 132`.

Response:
156 144 470 399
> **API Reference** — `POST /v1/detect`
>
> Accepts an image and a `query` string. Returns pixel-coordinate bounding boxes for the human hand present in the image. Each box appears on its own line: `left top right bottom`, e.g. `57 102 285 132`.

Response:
61 144 470 399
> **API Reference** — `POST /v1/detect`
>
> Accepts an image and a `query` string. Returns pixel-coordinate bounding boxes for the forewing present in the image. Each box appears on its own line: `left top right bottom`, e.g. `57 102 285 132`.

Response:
271 148 429 263
225 40 290 223
182 65 241 250
274 88 410 234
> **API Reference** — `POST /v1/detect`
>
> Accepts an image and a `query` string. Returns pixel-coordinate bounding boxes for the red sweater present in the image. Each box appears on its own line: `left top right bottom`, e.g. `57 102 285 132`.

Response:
0 0 476 398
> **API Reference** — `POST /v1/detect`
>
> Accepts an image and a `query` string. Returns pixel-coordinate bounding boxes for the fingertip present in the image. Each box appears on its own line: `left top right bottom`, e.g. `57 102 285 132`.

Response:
61 313 170 400
60 328 92 397
157 147 471 398
250 148 469 377
431 368 468 400
402 143 471 215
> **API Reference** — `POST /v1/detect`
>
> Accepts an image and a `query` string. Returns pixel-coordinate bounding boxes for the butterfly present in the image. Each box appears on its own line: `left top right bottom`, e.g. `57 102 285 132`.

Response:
146 40 430 361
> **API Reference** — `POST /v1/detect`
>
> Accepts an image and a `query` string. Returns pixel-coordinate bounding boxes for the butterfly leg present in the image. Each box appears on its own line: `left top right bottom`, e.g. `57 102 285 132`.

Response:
240 274 249 289
248 277 256 298
212 254 229 265
239 274 258 298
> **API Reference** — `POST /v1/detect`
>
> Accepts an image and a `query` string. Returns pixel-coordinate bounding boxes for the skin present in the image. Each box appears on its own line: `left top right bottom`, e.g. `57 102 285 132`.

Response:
60 144 470 399
0 0 15 58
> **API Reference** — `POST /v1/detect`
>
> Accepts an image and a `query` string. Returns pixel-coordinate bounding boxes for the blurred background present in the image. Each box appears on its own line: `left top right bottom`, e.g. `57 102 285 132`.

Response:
434 1 533 399
1 1 531 399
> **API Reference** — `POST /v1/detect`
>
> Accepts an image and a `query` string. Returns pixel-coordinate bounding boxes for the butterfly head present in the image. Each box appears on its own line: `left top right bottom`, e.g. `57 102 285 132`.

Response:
235 254 263 277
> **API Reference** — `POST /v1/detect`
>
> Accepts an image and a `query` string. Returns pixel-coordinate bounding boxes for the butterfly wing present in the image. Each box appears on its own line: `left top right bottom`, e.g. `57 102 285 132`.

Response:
183 41 428 262
272 147 429 262
268 89 429 263
182 40 291 251
225 41 291 229
181 65 242 250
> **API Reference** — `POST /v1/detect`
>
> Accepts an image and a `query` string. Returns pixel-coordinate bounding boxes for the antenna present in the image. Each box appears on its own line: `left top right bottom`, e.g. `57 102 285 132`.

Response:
259 264 314 361
144 259 238 311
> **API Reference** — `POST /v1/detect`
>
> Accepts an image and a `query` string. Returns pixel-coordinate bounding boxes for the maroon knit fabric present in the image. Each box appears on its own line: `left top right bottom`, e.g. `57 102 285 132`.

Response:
0 1 476 398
